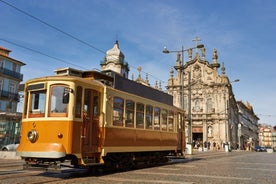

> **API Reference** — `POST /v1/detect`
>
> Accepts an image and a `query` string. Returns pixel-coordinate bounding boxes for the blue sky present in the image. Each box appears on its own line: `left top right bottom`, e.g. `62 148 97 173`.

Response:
1 0 276 125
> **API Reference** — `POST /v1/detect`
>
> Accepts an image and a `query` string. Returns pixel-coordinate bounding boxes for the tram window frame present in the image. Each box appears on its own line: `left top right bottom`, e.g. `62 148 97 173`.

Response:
48 85 69 117
136 103 144 129
75 86 82 118
125 100 134 128
23 91 29 118
177 112 184 132
168 110 174 132
29 90 46 117
93 91 100 117
154 107 160 130
146 105 153 129
161 109 168 131
113 97 124 126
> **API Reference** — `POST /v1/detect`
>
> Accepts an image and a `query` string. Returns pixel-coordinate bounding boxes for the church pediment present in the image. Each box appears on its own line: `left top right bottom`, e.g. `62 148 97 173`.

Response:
184 58 222 87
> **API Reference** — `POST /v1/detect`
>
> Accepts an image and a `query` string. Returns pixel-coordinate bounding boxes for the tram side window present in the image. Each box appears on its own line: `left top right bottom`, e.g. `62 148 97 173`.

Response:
30 90 46 116
93 91 100 117
168 111 174 132
161 109 168 131
75 86 82 118
84 89 91 117
49 85 69 116
113 97 124 126
146 105 153 129
125 100 134 127
154 107 160 130
136 103 144 128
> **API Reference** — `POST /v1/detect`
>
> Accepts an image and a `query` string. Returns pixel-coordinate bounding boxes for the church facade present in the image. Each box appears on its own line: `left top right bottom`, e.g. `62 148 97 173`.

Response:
166 46 240 150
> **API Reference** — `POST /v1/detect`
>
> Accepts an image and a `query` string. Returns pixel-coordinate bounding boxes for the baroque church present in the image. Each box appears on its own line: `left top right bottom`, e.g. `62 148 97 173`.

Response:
166 45 240 149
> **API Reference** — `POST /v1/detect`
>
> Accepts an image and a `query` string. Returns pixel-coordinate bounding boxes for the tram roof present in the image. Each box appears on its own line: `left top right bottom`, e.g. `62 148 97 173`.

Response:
111 72 173 106
81 69 173 106
22 68 174 106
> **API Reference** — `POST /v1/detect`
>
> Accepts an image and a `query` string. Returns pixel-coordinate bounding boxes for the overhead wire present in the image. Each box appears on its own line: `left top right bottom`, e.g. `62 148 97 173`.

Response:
0 0 165 84
0 0 105 54
0 38 88 70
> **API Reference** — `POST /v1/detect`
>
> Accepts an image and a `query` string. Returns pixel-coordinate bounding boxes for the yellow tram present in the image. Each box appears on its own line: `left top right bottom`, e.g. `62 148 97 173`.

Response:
16 68 185 170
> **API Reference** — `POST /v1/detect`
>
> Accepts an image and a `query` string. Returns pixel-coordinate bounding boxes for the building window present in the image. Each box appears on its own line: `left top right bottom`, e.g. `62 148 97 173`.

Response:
0 79 3 93
206 98 213 113
12 63 17 72
0 60 3 68
9 82 16 94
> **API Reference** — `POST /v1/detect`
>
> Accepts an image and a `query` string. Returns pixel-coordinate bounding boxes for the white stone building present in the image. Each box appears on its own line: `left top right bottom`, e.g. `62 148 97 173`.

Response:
166 46 240 150
0 46 25 146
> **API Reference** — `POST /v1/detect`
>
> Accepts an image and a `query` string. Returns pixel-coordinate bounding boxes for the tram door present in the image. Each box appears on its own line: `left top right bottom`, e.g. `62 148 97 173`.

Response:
82 89 100 155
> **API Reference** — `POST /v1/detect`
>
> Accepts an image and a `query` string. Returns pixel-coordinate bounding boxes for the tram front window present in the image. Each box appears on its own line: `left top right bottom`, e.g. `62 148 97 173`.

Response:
30 90 46 116
49 85 69 114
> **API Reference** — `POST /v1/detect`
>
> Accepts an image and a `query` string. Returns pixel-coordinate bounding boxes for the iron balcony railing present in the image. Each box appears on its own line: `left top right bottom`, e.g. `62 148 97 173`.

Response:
0 90 19 102
0 67 23 81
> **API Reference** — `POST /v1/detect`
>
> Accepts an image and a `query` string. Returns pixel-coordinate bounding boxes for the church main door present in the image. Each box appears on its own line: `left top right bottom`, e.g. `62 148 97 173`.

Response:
192 126 203 148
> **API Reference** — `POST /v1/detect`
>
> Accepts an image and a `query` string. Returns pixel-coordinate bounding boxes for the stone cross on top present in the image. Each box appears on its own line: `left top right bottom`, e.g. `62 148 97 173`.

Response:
192 36 202 54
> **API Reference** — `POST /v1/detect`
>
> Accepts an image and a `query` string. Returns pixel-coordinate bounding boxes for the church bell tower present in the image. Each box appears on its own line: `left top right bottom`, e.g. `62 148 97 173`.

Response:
100 40 129 78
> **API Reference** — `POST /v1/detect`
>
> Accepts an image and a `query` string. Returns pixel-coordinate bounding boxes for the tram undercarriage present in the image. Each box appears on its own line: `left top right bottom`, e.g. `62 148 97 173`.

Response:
22 150 177 172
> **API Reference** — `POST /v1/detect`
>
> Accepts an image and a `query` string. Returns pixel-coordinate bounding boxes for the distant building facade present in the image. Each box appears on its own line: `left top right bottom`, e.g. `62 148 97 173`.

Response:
0 46 25 146
258 124 273 147
272 126 276 149
237 101 259 150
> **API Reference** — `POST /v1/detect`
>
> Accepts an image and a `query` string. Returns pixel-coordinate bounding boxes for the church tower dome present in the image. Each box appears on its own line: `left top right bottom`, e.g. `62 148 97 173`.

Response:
101 40 129 78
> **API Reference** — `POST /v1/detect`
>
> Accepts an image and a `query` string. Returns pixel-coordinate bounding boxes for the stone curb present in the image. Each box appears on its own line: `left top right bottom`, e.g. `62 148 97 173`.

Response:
0 151 21 159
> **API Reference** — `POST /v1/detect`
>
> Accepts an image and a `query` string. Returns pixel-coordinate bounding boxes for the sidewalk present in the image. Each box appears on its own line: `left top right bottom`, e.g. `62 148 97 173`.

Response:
185 148 236 157
185 148 249 158
0 151 21 159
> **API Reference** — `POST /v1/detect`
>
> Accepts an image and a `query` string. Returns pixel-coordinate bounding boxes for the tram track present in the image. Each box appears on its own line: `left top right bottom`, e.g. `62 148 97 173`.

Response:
0 161 91 184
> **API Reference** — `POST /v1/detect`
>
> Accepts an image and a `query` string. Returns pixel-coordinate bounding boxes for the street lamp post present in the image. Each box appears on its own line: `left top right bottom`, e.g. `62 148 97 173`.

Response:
238 123 241 150
163 44 204 154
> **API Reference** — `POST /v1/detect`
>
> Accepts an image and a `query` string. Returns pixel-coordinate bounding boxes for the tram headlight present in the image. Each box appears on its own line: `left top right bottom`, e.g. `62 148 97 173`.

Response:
27 129 39 143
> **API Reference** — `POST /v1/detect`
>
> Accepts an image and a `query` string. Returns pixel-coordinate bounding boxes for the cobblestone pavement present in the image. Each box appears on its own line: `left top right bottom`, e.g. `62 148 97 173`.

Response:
0 150 275 184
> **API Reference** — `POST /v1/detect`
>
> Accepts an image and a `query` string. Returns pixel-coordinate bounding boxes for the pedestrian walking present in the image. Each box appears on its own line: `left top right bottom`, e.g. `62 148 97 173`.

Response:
213 142 216 151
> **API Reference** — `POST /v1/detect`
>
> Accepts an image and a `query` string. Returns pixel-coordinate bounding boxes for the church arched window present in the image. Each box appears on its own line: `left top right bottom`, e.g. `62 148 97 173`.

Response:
206 98 213 113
